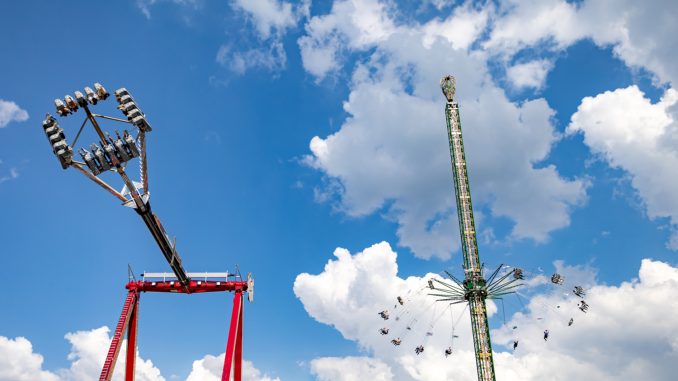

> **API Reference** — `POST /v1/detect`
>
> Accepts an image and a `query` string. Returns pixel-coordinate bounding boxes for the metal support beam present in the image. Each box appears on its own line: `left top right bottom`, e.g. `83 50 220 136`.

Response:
136 208 190 286
125 296 139 381
72 162 128 203
235 295 243 381
142 272 230 280
139 132 148 194
128 279 248 294
222 291 244 381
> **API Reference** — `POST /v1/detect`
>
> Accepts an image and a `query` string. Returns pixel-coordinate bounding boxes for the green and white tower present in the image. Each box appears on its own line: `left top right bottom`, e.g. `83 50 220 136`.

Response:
431 76 523 381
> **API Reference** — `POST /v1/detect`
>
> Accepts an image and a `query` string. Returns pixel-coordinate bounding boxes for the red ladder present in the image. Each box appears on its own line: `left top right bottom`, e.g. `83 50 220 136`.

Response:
100 290 139 381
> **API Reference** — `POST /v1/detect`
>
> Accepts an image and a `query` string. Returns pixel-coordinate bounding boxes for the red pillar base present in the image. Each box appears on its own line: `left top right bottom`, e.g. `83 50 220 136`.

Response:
100 280 247 381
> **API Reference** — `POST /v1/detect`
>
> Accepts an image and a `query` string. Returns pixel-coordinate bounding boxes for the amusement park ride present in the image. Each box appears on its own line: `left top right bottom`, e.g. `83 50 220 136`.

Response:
376 76 591 381
41 83 252 380
430 75 519 381
41 78 591 381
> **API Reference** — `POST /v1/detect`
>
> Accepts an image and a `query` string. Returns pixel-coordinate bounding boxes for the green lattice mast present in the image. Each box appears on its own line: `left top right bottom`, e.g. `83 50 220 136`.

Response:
441 75 496 381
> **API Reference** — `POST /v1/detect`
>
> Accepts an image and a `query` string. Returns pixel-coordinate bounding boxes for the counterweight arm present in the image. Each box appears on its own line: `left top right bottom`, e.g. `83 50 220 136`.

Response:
136 204 190 286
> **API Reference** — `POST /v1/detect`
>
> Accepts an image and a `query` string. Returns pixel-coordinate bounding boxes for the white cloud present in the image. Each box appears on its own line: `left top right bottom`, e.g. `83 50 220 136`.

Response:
0 327 163 381
60 327 164 381
231 0 309 39
426 0 454 11
479 0 678 245
302 3 586 259
485 0 678 87
136 0 159 19
217 0 308 76
505 59 553 90
493 258 678 380
484 0 583 54
135 0 197 20
421 2 491 50
0 99 29 128
310 356 393 381
294 242 497 379
298 0 397 80
0 166 19 185
186 353 280 381
298 0 678 258
0 327 277 381
0 336 59 381
298 38 341 80
295 242 678 380
602 0 678 87
568 85 678 249
216 42 287 75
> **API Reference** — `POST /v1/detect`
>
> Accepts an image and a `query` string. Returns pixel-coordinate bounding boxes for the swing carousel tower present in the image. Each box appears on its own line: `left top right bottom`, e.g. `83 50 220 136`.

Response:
429 76 523 381
441 75 496 381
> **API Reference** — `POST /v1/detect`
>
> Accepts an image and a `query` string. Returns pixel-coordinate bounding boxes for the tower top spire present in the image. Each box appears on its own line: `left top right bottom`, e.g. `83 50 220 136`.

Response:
440 75 456 102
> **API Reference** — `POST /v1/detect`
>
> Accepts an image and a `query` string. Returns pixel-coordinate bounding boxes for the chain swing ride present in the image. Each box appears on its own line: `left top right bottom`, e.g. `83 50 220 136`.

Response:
375 76 592 381
41 83 253 381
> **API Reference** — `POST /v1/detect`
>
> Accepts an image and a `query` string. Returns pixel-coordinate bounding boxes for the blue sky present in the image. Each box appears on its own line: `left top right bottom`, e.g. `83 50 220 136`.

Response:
1 1 678 380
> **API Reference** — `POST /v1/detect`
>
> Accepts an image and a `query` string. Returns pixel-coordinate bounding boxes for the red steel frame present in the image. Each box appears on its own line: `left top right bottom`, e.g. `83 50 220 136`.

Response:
99 279 248 381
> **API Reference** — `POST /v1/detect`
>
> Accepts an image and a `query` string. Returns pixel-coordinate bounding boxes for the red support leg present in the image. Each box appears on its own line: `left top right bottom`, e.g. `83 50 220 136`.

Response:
234 296 243 381
125 294 139 381
100 290 138 381
222 291 243 381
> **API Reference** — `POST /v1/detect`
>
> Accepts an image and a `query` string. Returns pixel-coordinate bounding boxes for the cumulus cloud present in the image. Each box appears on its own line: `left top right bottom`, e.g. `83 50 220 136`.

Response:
186 353 280 381
0 99 29 128
217 0 308 76
421 2 491 50
0 336 59 381
486 0 678 87
216 42 287 75
0 327 163 381
310 356 393 381
231 0 309 39
425 0 455 11
505 59 553 90
493 258 678 380
484 0 583 54
60 327 164 381
294 242 496 379
301 2 586 259
568 85 678 248
298 0 397 80
0 327 275 381
295 242 678 380
297 0 678 258
479 0 678 246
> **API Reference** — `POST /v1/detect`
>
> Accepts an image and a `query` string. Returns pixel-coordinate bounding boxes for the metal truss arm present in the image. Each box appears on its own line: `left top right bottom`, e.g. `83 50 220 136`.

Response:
72 162 128 203
136 208 190 286
139 132 148 194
